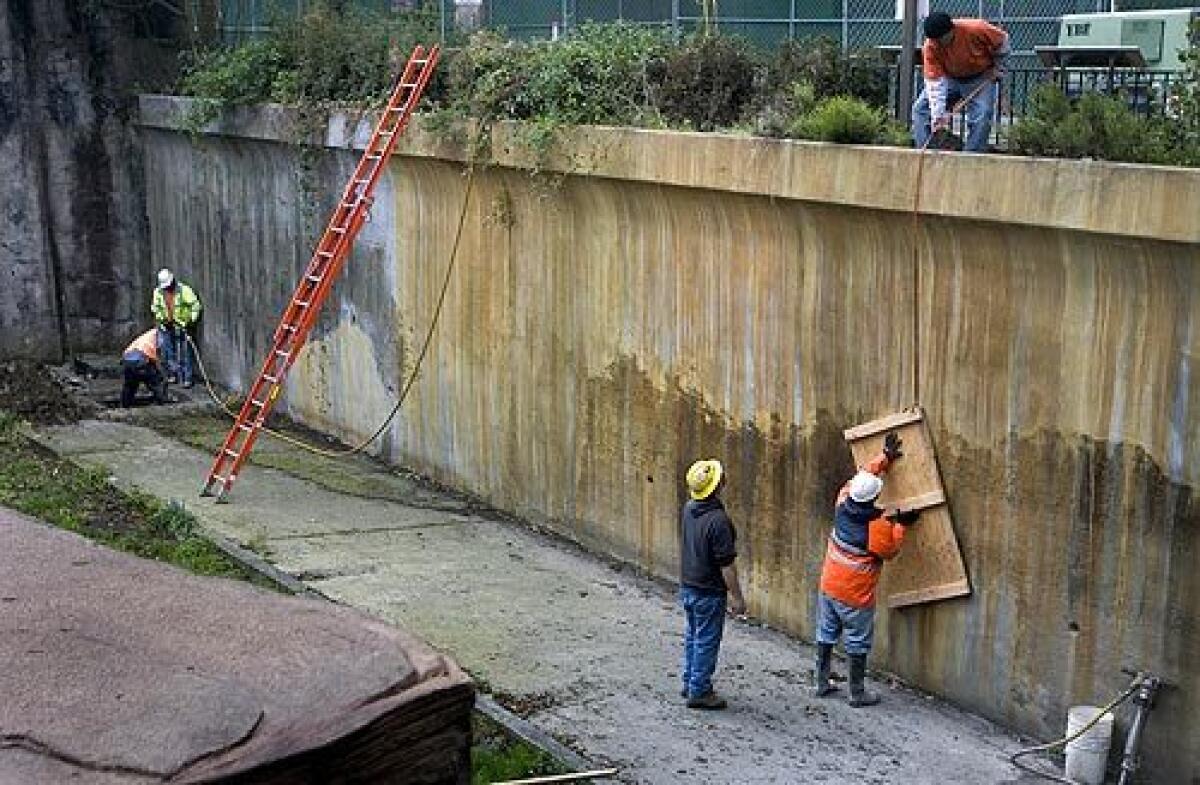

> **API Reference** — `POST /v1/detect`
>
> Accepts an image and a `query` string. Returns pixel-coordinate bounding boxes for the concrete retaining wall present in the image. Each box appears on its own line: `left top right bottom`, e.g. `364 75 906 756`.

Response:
140 95 1200 781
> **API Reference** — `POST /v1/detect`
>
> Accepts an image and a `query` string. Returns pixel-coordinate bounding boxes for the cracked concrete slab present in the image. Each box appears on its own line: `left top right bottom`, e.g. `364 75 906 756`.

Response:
31 417 1036 784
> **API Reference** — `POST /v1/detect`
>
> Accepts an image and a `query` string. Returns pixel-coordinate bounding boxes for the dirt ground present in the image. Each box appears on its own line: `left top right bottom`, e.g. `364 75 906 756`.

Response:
0 361 95 424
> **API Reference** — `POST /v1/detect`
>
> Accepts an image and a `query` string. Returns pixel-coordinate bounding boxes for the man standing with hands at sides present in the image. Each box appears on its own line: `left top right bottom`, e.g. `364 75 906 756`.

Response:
814 433 921 706
678 459 747 710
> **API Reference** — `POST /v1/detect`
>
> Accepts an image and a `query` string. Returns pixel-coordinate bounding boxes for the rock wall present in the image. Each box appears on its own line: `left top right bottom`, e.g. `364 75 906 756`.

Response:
0 0 154 360
140 97 1200 781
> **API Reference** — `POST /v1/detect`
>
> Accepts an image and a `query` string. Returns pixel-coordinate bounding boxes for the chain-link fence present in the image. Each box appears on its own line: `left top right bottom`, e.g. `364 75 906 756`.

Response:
217 0 455 43
476 0 1120 61
218 0 1194 64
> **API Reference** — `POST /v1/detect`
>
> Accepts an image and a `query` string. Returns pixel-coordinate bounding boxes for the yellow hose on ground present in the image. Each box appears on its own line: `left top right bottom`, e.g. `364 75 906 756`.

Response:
1008 678 1140 782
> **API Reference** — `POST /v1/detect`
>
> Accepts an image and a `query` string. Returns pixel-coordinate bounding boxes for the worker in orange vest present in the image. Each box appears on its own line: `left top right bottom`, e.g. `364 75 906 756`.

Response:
912 12 1011 152
813 432 920 706
121 329 168 408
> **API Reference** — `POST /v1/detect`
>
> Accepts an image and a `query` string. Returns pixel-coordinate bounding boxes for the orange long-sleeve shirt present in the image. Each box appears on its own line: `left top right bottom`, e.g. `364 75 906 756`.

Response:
922 18 1008 80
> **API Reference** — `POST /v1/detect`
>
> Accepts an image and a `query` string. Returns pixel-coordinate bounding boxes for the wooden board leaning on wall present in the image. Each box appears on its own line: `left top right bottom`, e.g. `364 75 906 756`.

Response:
844 409 970 608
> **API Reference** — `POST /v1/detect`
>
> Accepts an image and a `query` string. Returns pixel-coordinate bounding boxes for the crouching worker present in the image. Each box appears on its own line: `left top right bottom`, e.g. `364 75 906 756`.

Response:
121 329 168 408
814 432 920 707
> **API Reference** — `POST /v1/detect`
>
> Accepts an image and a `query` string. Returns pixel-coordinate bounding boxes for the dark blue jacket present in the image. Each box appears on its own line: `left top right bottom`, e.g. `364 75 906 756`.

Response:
832 497 883 558
680 497 737 594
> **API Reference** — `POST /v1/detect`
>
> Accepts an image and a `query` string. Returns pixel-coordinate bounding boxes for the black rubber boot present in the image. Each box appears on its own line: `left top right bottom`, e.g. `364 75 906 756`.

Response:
848 654 880 707
813 643 838 697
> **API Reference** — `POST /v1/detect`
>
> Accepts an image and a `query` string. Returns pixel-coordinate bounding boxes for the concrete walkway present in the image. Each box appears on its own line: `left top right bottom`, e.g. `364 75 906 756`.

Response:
36 414 1034 785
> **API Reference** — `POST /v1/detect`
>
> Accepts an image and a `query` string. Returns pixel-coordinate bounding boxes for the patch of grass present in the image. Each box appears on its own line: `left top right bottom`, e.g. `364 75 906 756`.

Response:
0 411 276 589
472 712 564 785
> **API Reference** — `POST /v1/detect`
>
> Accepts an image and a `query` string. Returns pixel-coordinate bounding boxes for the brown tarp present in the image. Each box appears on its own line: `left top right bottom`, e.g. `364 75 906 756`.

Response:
0 507 473 783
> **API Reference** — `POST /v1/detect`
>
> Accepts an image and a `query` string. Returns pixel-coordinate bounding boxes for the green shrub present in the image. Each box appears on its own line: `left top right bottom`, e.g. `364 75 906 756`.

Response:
445 24 668 127
1161 20 1200 166
763 89 904 146
766 37 889 107
1009 85 1172 164
177 0 439 120
647 34 761 130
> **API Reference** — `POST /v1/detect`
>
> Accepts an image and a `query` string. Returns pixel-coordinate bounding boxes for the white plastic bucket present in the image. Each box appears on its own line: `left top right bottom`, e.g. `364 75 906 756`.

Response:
1064 705 1114 785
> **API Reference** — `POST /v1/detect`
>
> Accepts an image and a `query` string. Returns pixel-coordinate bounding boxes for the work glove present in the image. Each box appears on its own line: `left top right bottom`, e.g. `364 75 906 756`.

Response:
883 431 904 461
887 509 921 526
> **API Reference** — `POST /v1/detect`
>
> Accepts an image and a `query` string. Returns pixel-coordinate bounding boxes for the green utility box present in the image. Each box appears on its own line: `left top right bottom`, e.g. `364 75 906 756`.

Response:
1056 8 1199 71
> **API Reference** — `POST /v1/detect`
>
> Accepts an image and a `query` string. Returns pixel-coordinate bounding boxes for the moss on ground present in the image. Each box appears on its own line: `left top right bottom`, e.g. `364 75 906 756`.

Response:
146 412 463 508
472 712 566 785
0 410 274 588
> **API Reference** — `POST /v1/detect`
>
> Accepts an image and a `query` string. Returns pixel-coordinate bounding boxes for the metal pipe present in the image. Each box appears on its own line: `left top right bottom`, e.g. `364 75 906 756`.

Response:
897 0 919 125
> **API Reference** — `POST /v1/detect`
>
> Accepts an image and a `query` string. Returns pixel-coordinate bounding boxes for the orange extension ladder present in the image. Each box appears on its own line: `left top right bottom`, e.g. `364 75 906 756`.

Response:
201 44 440 501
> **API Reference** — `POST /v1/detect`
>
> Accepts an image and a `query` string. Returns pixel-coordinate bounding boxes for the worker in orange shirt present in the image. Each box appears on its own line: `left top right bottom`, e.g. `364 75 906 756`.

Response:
120 328 168 408
813 432 920 707
912 12 1011 152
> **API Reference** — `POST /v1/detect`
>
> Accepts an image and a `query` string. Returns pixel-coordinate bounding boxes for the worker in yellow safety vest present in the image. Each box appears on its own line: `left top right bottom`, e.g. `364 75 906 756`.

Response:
151 268 202 389
121 329 168 408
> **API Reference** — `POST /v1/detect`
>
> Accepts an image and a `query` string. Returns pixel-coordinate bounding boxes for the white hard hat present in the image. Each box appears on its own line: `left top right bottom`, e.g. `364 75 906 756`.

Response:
157 268 174 289
848 471 883 504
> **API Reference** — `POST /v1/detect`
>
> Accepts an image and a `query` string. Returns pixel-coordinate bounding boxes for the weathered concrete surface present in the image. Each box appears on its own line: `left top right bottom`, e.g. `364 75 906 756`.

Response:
35 417 1032 785
0 503 472 783
0 2 154 360
137 98 1200 781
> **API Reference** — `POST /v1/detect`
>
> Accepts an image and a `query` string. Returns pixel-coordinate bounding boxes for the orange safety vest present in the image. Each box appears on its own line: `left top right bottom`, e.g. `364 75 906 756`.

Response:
818 454 907 609
124 329 159 362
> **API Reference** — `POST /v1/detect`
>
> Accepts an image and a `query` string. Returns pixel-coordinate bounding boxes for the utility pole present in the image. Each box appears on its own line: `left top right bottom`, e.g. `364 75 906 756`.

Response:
897 0 918 125
671 0 680 39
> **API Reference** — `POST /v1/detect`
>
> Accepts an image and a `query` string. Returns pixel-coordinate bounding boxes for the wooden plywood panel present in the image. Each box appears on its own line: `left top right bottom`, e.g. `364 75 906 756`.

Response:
844 409 970 608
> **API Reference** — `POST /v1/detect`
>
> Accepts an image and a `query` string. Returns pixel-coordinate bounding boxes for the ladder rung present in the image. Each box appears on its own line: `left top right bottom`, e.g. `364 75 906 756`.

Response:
251 398 266 408
280 324 297 333
331 227 347 234
294 300 310 308
275 349 289 358
306 273 322 282
318 251 334 258
238 424 254 432
264 375 279 384
211 475 228 485
223 449 239 459
365 153 382 160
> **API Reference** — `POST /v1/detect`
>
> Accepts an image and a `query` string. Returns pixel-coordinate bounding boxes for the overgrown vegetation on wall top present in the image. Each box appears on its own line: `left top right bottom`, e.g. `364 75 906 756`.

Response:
177 3 1200 166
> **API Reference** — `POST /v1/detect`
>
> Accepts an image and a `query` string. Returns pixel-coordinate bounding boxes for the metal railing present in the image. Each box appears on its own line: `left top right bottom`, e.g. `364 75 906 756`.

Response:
894 65 1184 147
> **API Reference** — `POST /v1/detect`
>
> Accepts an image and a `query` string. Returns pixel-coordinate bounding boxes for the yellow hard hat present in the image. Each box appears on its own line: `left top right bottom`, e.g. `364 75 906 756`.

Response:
686 459 723 500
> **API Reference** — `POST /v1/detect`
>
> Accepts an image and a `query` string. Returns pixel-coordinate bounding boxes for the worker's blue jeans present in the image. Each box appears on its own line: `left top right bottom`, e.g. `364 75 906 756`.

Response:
680 586 726 699
912 75 997 152
158 325 193 385
816 592 875 655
